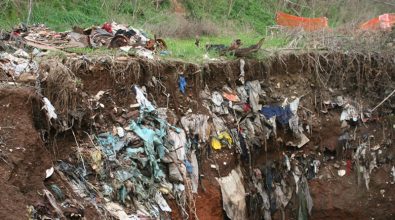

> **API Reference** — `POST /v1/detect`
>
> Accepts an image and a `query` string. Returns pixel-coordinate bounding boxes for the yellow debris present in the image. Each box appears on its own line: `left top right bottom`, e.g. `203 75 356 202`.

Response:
211 137 222 150
219 131 233 145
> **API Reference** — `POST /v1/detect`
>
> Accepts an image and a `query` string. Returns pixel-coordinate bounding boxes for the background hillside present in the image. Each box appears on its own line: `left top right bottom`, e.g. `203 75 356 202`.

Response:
0 0 393 38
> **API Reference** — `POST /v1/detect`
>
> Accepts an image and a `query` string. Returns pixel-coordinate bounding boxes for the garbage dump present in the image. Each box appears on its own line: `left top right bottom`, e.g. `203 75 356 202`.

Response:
53 77 312 219
0 22 394 220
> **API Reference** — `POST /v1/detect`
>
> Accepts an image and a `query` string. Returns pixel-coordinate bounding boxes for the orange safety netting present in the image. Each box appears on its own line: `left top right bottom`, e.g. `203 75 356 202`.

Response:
360 13 395 31
275 11 328 31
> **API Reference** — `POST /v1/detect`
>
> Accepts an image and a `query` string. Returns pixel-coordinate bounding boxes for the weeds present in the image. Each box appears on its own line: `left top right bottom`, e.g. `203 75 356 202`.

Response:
0 0 391 36
0 0 389 63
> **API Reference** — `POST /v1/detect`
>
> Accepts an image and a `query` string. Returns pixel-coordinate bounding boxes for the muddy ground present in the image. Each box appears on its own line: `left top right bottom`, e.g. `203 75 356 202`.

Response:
0 52 394 219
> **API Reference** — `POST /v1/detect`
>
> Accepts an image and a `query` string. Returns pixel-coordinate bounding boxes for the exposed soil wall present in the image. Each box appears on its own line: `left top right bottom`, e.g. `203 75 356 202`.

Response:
1 51 394 219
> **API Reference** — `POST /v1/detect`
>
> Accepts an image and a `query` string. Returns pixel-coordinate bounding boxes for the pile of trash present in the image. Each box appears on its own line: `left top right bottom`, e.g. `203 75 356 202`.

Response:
2 24 393 218
0 48 40 82
0 22 169 82
38 55 394 219
67 22 168 58
45 55 323 219
2 22 167 53
51 85 191 219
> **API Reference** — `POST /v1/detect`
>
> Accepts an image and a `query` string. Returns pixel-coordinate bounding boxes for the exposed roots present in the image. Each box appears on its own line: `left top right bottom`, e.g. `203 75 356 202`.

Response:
40 60 78 130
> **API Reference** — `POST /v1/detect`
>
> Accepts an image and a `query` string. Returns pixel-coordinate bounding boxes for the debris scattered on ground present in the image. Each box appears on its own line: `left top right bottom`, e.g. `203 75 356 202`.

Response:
0 20 394 220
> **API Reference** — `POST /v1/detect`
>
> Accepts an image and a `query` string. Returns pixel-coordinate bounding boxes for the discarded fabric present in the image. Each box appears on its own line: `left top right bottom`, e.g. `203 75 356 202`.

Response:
246 80 262 112
190 150 199 193
217 167 247 220
181 114 210 142
178 76 186 94
155 192 172 212
261 105 293 125
133 85 155 112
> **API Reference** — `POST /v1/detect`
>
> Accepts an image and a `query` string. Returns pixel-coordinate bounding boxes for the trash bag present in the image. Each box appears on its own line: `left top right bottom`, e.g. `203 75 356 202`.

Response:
168 163 185 182
217 167 247 220
168 129 187 161
297 176 313 220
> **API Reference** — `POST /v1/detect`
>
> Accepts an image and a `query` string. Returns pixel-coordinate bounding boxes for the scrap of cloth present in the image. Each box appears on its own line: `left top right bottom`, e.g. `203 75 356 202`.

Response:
260 105 293 125
216 167 247 219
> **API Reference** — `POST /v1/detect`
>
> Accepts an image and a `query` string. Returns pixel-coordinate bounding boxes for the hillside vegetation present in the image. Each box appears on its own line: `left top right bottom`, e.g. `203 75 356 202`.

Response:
0 0 392 38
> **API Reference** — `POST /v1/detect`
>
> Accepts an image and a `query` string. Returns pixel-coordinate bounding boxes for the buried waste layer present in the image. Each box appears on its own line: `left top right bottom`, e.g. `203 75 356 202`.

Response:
0 47 395 220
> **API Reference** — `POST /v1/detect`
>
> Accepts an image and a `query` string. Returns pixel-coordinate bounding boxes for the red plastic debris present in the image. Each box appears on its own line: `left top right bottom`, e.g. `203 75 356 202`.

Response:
243 103 251 112
102 22 112 33
11 31 20 36
346 160 352 176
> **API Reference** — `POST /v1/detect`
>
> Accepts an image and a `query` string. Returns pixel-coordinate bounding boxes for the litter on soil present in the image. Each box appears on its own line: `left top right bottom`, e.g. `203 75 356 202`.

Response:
0 22 395 220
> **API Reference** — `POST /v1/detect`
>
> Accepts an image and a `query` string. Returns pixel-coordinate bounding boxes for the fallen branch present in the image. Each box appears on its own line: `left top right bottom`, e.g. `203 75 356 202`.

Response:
371 88 395 112
24 38 63 51
24 37 76 52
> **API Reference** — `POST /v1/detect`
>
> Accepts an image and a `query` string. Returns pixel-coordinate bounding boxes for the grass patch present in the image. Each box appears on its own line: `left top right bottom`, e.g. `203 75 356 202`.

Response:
164 34 289 63
0 0 391 34
44 34 289 63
